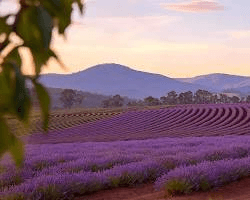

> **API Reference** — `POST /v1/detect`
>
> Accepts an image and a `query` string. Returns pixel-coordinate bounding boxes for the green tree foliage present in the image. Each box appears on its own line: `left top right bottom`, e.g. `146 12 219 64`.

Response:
246 95 250 103
183 91 193 104
230 96 240 103
0 0 84 166
102 94 124 108
167 91 178 105
219 93 229 103
60 89 84 108
177 92 185 105
127 100 144 107
159 96 167 105
143 96 160 106
194 89 213 104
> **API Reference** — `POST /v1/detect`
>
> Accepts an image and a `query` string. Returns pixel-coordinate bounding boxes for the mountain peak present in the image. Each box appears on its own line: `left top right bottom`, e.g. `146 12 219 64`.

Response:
39 63 212 99
84 63 133 72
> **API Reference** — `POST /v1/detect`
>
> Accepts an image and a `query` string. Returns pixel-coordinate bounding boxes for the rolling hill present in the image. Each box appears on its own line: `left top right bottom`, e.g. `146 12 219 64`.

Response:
37 63 213 99
176 73 250 96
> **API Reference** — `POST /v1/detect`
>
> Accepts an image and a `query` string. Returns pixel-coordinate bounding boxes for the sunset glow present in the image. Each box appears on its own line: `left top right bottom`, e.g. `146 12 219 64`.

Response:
1 0 250 78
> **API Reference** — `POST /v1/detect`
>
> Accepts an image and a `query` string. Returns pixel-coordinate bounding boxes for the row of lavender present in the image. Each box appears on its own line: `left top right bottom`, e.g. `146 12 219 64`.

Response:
26 103 250 144
2 136 250 199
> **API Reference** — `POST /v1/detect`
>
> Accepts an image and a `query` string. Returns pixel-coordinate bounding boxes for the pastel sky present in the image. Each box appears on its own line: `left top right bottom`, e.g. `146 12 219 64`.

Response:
1 0 250 78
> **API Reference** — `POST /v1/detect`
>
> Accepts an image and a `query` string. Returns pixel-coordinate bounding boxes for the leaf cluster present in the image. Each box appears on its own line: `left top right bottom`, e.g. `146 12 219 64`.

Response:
0 0 84 166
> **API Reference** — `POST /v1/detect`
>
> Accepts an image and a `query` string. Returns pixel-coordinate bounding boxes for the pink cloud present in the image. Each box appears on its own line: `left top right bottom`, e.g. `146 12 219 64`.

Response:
162 0 224 13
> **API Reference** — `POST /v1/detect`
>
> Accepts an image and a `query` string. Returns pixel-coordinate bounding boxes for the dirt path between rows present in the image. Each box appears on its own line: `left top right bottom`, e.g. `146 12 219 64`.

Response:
75 177 250 200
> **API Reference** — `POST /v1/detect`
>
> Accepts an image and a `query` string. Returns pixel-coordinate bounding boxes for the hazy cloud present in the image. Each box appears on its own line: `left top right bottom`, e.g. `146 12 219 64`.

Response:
162 0 224 13
215 30 250 40
230 30 250 39
72 15 181 40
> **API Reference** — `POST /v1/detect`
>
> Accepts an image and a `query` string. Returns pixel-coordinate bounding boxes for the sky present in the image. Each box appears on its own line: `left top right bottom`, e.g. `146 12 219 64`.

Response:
1 0 250 78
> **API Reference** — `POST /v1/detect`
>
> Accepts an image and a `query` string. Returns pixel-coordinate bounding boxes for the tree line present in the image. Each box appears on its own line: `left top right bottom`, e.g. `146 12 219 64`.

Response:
132 90 250 107
104 89 250 108
42 89 250 109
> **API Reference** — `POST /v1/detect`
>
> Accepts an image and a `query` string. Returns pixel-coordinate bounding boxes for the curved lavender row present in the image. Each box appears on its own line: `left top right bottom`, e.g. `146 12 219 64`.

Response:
154 156 250 195
173 106 233 133
235 107 250 128
227 106 248 128
24 103 250 144
195 108 217 126
157 108 196 129
172 108 206 128
213 106 240 128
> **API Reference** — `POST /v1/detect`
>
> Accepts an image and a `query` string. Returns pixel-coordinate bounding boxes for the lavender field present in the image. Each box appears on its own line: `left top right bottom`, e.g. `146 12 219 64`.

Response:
1 103 250 199
25 103 250 144
2 136 250 199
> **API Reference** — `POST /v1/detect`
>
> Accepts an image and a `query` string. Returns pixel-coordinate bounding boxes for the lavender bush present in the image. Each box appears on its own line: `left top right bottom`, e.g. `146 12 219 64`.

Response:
155 157 250 196
1 136 250 199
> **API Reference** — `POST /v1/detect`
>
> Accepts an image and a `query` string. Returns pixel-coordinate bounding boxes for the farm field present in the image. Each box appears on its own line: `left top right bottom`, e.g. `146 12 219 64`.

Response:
1 103 250 200
2 136 250 199
6 107 126 137
7 105 172 137
24 103 250 144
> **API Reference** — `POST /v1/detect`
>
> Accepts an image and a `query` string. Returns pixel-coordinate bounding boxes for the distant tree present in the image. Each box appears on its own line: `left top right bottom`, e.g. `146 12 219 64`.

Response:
211 94 218 104
74 92 85 105
177 92 185 105
231 96 240 103
127 100 140 107
60 89 84 108
194 90 202 104
194 89 212 104
246 95 250 103
220 93 229 103
160 96 168 105
60 89 76 108
102 99 111 108
240 97 245 103
166 91 178 105
177 91 193 105
102 94 124 108
143 96 160 106
183 91 193 104
112 94 124 107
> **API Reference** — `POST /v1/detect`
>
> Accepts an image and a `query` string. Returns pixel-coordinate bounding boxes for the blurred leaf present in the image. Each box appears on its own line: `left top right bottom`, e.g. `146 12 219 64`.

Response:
37 6 53 50
32 80 50 133
41 0 62 18
15 6 52 50
8 62 31 126
0 66 12 112
48 49 68 71
57 0 73 34
5 47 22 67
1 62 14 90
0 0 84 168
31 48 68 76
0 37 9 51
0 117 24 167
30 48 52 76
9 135 24 167
0 15 11 34
41 0 84 35
75 0 84 15
0 117 12 158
